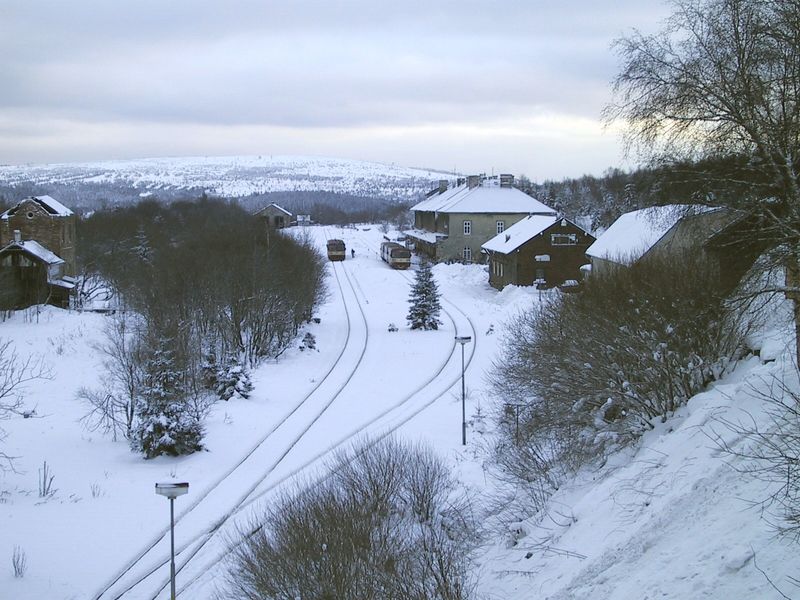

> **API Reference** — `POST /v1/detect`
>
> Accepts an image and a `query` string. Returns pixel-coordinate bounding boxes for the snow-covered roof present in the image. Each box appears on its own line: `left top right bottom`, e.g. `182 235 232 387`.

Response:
481 215 559 253
404 228 442 244
1 195 74 220
411 181 555 215
255 203 292 216
586 205 713 265
0 239 64 265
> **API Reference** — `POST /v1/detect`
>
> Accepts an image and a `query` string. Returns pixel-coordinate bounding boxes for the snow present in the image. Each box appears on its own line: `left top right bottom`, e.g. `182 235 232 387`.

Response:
31 195 74 217
0 224 797 599
1 239 64 265
482 214 559 253
586 204 713 264
0 155 455 201
412 181 556 215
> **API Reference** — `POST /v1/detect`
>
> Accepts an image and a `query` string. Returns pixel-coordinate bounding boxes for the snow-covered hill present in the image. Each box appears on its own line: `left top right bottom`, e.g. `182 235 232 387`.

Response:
0 155 456 201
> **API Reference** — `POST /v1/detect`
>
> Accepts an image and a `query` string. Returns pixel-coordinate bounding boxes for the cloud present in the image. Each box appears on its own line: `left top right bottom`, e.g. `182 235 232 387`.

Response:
0 1 669 175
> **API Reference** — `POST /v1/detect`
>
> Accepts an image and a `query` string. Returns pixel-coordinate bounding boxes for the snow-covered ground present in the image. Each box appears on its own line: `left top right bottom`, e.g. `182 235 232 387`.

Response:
0 155 456 200
0 224 797 599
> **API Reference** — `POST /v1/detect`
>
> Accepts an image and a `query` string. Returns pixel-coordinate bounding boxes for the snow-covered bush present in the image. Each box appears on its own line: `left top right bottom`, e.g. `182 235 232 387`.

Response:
201 352 253 401
489 251 750 495
130 339 203 459
298 332 316 351
222 436 479 599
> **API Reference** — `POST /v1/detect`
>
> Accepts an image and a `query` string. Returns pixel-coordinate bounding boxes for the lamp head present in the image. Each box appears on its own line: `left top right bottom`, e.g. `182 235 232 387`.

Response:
155 482 189 499
455 336 472 345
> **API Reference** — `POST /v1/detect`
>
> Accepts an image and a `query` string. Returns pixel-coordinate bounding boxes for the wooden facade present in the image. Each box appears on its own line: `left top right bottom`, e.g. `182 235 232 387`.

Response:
0 239 74 309
483 216 595 289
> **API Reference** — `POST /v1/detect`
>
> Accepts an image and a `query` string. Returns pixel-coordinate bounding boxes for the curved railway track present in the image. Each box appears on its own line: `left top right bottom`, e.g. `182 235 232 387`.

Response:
93 245 369 600
171 231 480 598
96 227 480 599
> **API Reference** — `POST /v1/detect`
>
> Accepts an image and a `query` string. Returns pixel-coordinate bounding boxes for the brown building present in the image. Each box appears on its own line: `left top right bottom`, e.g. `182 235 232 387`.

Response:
0 234 74 309
0 195 77 276
254 203 293 229
482 215 595 289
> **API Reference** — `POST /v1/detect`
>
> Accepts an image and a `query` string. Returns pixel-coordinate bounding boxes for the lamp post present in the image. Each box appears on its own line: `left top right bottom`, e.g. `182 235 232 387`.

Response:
455 335 472 446
155 482 189 600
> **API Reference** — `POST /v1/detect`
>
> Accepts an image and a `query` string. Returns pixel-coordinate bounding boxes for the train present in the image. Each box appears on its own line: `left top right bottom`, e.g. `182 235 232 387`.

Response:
326 239 346 261
380 241 411 270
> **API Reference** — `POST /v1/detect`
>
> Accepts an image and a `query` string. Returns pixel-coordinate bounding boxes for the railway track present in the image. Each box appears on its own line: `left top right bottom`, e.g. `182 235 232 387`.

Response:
170 231 479 598
93 245 369 600
98 227 480 599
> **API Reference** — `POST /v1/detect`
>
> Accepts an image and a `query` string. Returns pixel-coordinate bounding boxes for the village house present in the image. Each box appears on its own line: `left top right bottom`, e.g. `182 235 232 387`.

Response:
254 203 293 229
0 195 77 310
482 215 596 289
585 205 732 277
0 195 77 276
405 174 556 263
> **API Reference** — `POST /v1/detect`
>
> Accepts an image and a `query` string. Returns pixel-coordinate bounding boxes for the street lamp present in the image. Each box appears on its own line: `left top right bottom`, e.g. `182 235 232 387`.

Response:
455 335 472 446
155 482 189 600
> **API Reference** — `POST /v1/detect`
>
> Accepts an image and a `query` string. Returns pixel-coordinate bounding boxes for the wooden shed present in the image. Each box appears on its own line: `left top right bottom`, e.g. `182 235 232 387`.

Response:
0 235 75 309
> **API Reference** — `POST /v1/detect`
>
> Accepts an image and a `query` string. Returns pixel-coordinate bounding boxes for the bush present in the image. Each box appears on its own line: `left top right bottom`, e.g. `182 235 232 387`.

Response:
488 251 749 491
222 437 479 600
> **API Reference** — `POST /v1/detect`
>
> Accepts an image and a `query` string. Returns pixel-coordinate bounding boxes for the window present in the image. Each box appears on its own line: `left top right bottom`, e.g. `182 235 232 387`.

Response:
535 268 546 281
551 233 577 246
496 220 505 235
463 220 472 235
493 261 504 277
463 246 472 262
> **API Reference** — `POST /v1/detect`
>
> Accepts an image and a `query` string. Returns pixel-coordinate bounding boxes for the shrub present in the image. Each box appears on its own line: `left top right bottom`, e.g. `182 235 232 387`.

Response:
489 251 749 491
222 437 479 600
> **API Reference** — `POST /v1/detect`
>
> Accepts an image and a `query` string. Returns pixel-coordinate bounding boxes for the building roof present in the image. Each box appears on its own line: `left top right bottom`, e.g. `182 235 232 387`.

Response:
585 204 716 264
411 179 555 215
404 228 442 244
481 215 560 253
1 195 74 219
254 202 292 217
0 239 65 265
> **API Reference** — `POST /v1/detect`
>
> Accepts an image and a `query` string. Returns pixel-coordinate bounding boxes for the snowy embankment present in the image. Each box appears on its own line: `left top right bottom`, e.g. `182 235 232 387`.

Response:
0 224 798 599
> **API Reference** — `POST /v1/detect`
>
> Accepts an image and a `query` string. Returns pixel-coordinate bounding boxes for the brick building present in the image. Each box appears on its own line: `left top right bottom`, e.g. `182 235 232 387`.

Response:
0 195 77 276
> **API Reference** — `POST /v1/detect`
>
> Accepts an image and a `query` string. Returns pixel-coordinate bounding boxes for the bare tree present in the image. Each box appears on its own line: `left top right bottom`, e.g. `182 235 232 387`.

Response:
608 0 800 360
0 339 51 469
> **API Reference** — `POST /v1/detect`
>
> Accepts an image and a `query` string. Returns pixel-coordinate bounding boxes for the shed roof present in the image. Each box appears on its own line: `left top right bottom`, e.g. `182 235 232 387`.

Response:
585 204 716 265
411 181 555 215
0 239 65 265
255 202 292 217
1 195 74 219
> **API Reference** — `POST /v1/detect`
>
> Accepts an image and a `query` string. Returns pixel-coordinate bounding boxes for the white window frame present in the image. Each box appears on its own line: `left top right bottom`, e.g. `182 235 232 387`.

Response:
496 220 505 235
463 246 472 262
463 220 472 235
551 233 577 246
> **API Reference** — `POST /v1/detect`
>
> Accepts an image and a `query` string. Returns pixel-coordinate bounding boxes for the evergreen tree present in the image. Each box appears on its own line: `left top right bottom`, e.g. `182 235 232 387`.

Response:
131 338 203 458
406 261 442 330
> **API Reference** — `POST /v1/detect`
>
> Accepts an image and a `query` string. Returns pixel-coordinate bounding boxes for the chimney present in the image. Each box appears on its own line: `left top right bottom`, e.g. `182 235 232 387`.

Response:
13 230 21 243
500 174 514 188
438 179 449 194
467 175 481 189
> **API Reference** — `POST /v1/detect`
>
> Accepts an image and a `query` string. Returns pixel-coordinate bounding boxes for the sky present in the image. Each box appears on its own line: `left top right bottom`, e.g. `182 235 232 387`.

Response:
0 1 671 181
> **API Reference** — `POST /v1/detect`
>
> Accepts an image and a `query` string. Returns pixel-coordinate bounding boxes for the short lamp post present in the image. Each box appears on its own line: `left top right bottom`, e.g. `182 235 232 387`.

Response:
455 335 472 446
155 482 189 600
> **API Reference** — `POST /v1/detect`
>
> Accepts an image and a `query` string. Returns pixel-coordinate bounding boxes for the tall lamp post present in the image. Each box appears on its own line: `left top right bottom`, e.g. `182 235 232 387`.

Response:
155 482 189 600
455 335 472 446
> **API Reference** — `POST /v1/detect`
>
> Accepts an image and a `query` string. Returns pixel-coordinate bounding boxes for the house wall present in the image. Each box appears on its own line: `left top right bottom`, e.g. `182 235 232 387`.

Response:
0 249 67 309
488 221 595 289
438 212 532 263
0 198 76 276
256 205 292 229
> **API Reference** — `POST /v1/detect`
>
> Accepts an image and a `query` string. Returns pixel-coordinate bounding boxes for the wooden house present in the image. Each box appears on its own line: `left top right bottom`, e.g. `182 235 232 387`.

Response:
0 233 75 309
405 174 556 263
0 195 77 276
482 215 595 289
254 203 293 229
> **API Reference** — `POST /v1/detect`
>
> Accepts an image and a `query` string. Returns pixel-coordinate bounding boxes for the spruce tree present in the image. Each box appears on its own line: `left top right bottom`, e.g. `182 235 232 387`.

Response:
406 260 442 330
131 338 203 458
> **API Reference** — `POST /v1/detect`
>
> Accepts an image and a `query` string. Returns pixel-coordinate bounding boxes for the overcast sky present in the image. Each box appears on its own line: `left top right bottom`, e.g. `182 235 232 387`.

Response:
0 1 670 180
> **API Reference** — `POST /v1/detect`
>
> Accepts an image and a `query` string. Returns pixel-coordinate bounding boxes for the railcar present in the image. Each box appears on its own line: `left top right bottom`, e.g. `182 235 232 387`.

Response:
380 241 412 270
326 239 346 261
